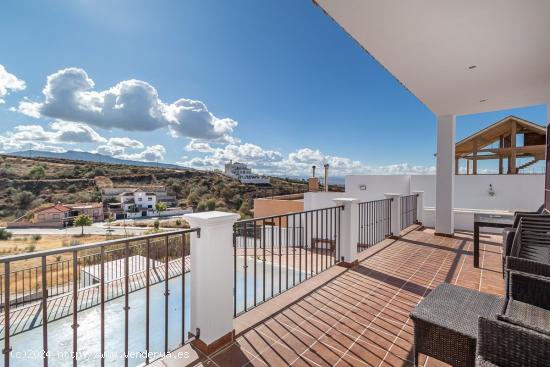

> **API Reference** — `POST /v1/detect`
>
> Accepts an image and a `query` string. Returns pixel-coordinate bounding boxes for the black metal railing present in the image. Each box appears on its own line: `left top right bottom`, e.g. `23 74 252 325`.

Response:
0 228 198 367
233 206 343 317
400 194 419 230
358 198 392 252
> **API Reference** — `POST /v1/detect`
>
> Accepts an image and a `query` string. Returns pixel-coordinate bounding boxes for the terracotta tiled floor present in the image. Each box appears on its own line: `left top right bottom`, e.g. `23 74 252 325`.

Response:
152 227 505 367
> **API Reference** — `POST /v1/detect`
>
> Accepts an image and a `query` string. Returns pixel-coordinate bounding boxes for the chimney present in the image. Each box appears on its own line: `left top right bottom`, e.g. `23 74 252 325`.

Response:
308 165 319 192
323 164 329 192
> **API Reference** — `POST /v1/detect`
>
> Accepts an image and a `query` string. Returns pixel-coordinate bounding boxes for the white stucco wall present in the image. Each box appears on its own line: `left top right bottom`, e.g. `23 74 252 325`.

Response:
305 174 545 231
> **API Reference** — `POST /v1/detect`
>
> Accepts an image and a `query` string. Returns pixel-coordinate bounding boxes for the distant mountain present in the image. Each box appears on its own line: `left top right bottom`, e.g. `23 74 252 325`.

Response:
9 150 186 170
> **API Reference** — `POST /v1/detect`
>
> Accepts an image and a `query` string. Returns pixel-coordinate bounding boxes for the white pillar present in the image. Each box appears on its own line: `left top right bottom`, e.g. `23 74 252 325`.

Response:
384 193 401 237
183 211 240 354
435 115 456 235
413 191 424 224
333 198 359 266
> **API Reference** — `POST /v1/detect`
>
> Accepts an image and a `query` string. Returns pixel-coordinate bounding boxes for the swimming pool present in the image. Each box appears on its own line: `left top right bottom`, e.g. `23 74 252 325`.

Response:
3 258 305 367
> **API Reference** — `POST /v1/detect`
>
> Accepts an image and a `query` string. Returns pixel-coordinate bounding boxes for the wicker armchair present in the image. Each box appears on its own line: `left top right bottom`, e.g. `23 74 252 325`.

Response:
505 215 550 283
476 272 550 367
476 317 550 367
501 205 547 275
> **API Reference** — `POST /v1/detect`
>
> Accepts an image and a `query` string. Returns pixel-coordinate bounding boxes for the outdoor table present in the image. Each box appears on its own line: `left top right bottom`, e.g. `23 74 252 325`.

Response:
473 212 514 268
410 283 505 367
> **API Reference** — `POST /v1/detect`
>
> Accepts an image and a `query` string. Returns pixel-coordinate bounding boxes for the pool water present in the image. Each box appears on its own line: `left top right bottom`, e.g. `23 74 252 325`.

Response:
4 259 306 367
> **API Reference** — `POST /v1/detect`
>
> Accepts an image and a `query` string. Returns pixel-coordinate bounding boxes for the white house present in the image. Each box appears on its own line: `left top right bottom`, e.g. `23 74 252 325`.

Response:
224 160 270 184
108 188 157 219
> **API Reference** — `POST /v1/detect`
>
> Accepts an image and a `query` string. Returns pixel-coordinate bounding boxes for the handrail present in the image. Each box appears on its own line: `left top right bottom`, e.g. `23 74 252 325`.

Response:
236 205 344 224
0 227 200 263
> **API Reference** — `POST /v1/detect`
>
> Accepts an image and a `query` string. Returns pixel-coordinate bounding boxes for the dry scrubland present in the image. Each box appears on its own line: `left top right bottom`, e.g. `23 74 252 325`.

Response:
0 154 310 226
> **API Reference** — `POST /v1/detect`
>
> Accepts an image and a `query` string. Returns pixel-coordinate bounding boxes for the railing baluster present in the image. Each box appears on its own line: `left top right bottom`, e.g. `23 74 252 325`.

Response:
4 262 10 367
164 236 169 354
253 222 257 307
181 234 186 346
41 256 48 367
262 219 266 303
300 214 303 282
100 246 105 367
243 222 248 312
292 214 296 287
72 250 78 367
124 241 129 367
278 220 281 294
145 238 151 363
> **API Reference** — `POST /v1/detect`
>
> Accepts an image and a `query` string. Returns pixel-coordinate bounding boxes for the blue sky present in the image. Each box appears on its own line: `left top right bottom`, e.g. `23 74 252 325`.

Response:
0 0 547 176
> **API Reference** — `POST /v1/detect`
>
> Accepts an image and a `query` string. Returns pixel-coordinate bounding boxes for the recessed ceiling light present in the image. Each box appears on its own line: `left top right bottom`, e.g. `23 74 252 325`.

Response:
480 99 487 103
468 65 477 69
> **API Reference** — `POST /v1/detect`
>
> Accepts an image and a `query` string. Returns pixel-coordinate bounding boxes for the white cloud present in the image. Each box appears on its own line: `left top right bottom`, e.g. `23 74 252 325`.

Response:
107 137 144 148
17 67 237 142
96 144 125 157
0 136 66 153
0 65 26 103
5 122 106 145
118 145 166 162
182 142 435 177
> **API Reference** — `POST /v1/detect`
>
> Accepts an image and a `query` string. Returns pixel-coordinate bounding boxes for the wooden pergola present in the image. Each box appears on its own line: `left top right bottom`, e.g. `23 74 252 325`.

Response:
455 116 546 175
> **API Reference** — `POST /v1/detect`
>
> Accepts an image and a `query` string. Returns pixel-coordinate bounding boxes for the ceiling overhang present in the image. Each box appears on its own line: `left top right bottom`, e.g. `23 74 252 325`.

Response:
314 0 550 117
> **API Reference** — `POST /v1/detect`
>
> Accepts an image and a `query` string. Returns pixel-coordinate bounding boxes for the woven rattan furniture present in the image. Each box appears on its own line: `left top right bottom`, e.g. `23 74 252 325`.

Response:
505 215 550 284
501 205 546 275
476 317 550 367
476 273 550 366
410 283 505 367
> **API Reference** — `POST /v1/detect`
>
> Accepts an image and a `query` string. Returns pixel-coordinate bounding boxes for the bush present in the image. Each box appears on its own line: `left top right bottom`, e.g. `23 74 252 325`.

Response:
69 239 81 247
31 234 42 241
153 220 160 230
175 219 182 226
28 165 46 180
67 184 78 193
26 244 36 252
15 191 35 208
205 198 216 211
0 229 12 240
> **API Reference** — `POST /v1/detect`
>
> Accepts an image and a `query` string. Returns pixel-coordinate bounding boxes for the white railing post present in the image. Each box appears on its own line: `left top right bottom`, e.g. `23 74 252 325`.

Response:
333 198 359 267
413 191 424 224
183 211 240 354
384 193 402 237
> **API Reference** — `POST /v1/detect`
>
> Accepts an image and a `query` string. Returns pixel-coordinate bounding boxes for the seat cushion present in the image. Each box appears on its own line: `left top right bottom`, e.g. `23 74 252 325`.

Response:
500 300 550 336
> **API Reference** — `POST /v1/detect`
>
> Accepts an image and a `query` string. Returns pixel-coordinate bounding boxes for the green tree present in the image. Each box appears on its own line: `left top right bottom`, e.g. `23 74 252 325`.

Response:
155 201 167 217
74 214 93 236
28 165 46 180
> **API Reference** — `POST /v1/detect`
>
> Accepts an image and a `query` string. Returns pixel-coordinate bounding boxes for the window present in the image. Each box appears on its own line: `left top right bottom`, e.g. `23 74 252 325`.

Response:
138 198 143 201
148 197 152 201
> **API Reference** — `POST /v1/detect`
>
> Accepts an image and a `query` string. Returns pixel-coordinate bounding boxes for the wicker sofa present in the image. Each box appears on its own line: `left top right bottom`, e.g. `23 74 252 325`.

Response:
476 272 550 367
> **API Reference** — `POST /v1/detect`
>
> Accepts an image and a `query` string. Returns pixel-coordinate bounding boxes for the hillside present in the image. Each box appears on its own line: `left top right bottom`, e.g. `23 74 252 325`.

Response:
0 154 311 224
10 150 186 170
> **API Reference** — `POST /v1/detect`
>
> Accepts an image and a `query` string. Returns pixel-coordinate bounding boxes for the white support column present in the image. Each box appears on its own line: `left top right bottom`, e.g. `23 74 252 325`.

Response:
435 115 456 236
412 191 424 224
384 193 401 237
183 211 240 354
333 198 359 267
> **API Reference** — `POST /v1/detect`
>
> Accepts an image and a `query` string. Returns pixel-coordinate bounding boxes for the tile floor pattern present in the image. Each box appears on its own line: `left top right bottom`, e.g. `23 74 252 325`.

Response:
152 227 505 367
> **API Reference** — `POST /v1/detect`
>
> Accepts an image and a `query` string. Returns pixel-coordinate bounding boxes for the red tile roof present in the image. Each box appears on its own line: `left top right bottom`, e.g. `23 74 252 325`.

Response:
35 204 71 214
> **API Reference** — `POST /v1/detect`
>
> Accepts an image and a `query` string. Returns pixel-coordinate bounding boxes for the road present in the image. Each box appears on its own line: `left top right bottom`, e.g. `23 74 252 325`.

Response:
3 223 151 236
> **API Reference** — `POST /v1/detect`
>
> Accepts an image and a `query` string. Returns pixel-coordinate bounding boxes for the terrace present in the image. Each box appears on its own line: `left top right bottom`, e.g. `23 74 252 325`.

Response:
1 1 549 367
152 227 504 367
